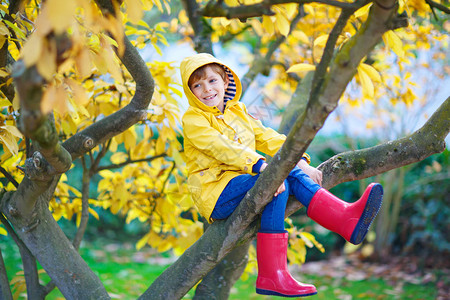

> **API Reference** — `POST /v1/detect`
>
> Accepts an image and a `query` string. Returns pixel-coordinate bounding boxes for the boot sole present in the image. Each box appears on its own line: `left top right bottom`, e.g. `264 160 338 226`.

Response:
350 183 383 244
256 288 317 297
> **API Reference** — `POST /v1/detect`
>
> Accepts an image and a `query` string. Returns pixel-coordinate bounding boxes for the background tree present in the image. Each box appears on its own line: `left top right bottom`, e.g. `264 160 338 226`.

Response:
0 0 448 299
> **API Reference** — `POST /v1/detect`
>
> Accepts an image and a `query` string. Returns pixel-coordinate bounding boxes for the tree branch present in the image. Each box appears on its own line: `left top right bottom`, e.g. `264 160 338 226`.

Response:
201 0 368 20
182 0 214 54
309 6 357 106
72 158 91 250
425 0 450 15
0 212 44 299
0 247 13 300
318 97 450 188
95 153 168 172
241 7 305 92
0 167 19 188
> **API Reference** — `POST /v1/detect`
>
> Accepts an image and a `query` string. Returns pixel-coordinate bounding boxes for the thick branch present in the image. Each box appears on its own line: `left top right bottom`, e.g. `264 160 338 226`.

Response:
0 248 13 300
182 0 214 54
193 242 250 299
0 211 44 299
202 0 367 20
1 186 110 299
318 97 450 188
17 241 45 299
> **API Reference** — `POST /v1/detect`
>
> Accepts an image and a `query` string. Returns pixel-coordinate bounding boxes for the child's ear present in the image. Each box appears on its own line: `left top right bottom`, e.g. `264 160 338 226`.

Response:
224 77 229 89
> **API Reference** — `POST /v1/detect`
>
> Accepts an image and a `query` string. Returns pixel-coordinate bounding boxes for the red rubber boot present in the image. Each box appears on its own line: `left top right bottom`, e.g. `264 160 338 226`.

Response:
307 183 383 245
256 232 317 297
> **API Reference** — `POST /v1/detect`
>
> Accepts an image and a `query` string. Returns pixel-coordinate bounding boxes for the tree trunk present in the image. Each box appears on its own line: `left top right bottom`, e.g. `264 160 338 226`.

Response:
193 242 251 300
1 183 110 299
0 248 13 300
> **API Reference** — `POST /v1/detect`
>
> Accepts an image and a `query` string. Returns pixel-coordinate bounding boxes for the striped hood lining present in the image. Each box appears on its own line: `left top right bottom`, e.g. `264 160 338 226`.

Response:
223 66 236 108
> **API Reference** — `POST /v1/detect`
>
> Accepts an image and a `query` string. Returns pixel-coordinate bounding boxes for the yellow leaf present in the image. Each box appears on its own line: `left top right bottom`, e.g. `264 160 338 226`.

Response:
41 85 57 114
275 13 290 37
224 0 239 5
153 0 164 12
0 226 7 235
127 0 144 24
0 22 8 35
0 98 12 107
12 94 19 111
359 63 381 83
313 35 328 47
124 129 137 151
357 66 374 99
75 47 93 79
287 63 316 73
36 40 57 80
102 44 124 84
0 130 19 156
0 35 5 49
21 33 43 67
3 20 25 40
292 30 310 45
249 19 264 36
262 15 275 36
136 232 150 250
354 3 372 18
47 0 77 34
110 152 128 164
66 79 90 105
61 120 72 136
155 136 165 154
89 207 99 220
0 68 9 77
383 30 405 58
4 125 22 138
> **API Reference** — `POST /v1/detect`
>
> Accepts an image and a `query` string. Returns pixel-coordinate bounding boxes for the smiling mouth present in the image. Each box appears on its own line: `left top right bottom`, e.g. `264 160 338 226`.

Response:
204 94 217 101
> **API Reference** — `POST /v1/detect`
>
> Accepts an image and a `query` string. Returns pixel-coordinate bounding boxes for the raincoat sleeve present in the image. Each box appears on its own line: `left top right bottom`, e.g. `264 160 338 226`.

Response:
241 103 286 157
183 110 264 174
241 103 311 163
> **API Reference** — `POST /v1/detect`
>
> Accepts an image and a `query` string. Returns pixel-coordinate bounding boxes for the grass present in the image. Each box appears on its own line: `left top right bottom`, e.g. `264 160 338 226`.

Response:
1 236 438 299
231 275 437 300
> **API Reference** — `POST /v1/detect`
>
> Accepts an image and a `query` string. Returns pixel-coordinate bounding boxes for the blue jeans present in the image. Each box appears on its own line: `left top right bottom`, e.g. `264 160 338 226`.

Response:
211 167 321 232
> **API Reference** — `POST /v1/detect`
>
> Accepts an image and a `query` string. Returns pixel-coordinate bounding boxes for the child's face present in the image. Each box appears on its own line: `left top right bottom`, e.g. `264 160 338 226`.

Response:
189 66 229 112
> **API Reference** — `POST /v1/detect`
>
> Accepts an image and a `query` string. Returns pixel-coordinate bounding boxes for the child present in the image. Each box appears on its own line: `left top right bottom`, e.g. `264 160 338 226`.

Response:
181 53 383 297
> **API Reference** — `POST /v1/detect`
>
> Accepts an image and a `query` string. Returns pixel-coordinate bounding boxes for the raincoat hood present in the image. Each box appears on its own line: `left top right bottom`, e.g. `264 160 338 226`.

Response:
180 53 242 113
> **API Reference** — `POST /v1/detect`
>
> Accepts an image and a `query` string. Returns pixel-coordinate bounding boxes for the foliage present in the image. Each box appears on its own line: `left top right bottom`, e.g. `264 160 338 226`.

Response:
399 149 450 256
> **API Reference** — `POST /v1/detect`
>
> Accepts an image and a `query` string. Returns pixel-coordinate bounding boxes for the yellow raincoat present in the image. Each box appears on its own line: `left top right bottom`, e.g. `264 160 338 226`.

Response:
181 53 307 222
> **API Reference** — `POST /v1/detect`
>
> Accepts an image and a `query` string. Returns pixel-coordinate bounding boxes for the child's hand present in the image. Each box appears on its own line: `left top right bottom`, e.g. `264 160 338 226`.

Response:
274 181 286 197
297 159 323 186
260 163 286 197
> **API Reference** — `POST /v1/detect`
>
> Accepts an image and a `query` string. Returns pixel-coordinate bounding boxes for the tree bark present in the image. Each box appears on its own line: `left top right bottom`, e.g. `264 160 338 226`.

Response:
193 242 251 300
0 248 13 300
1 184 110 299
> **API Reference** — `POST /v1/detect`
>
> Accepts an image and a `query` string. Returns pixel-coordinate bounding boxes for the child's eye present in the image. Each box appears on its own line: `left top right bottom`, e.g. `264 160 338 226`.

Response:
210 79 217 83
